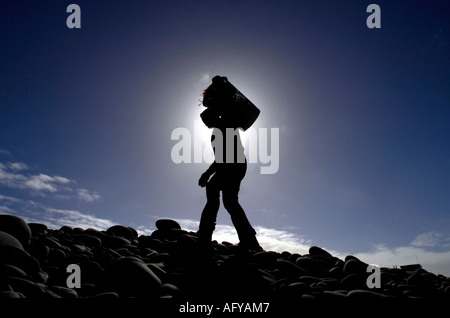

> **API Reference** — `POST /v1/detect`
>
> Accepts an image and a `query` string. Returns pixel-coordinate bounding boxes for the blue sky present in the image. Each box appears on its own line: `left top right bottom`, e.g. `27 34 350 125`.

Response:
1 1 449 275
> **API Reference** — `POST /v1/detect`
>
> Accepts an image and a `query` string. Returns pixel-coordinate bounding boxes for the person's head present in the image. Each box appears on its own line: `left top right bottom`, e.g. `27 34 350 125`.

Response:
202 75 232 108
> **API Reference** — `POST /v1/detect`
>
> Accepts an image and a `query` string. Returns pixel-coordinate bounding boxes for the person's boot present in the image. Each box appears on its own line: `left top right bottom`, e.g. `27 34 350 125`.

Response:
196 230 214 257
238 235 263 254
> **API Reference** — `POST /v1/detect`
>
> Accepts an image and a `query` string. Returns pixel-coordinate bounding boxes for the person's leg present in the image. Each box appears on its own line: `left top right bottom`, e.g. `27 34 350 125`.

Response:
198 174 221 244
222 164 260 249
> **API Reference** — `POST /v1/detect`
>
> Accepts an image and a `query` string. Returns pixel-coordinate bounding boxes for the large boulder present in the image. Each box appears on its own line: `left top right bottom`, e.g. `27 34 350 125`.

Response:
101 257 161 297
0 215 31 247
155 219 181 231
0 231 23 250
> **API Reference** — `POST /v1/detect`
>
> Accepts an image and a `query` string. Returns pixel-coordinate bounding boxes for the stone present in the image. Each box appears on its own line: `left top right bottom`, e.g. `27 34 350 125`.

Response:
323 290 348 299
347 289 385 299
28 223 48 236
252 251 278 266
295 256 329 274
407 270 436 290
102 257 162 297
93 292 119 298
0 291 22 298
73 234 102 249
297 275 322 285
49 286 78 298
343 258 368 275
102 235 131 248
0 264 27 278
59 226 73 233
286 282 309 294
151 229 188 241
340 273 367 289
155 219 181 231
309 246 332 258
106 225 134 239
344 255 360 262
79 260 103 284
0 215 31 247
0 231 23 250
328 266 344 278
0 246 41 275
47 248 66 265
6 277 47 297
276 259 310 278
159 283 181 297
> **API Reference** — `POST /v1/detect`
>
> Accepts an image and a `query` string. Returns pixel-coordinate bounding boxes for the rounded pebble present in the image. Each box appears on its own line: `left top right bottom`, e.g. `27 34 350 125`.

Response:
155 219 181 231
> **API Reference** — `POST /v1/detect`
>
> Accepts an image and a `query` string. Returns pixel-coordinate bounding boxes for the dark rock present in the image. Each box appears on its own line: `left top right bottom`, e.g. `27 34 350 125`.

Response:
49 286 78 298
146 263 166 281
0 264 27 278
276 259 310 278
252 251 278 266
102 257 162 297
309 246 332 258
79 260 103 284
73 234 102 249
343 258 368 275
286 282 309 294
0 246 41 274
295 256 332 274
0 215 31 247
72 227 84 234
159 283 181 297
344 255 360 262
28 223 48 236
138 236 163 250
316 278 340 290
152 229 188 241
347 289 385 299
155 219 181 231
106 225 134 239
329 266 344 278
297 275 322 285
47 248 66 265
43 236 65 250
323 290 348 299
340 273 367 289
102 235 131 248
0 291 22 298
6 277 47 298
93 292 119 298
0 231 23 250
35 271 49 284
407 269 436 290
59 226 73 233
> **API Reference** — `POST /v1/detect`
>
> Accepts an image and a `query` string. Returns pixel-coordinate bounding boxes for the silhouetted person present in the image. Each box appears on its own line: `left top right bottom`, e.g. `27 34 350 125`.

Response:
197 76 261 252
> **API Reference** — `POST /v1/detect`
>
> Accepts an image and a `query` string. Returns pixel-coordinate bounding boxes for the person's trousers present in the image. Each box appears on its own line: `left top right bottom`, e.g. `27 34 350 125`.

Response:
198 163 258 247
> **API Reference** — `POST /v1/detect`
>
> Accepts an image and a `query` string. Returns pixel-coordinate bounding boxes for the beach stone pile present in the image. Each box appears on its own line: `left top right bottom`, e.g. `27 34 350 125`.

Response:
1 213 449 301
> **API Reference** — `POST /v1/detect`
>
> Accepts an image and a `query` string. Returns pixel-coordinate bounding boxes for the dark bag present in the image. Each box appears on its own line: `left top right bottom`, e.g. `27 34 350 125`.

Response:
201 76 260 131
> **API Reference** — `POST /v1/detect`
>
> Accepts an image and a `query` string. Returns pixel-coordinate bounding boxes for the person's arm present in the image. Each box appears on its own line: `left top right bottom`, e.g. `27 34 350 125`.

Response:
198 162 217 187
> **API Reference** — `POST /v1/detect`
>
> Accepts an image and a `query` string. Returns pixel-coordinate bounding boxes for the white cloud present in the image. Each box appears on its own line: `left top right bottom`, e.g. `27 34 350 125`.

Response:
354 244 450 277
43 208 114 230
174 217 450 276
410 231 449 248
8 162 28 171
0 159 99 203
25 174 59 192
53 176 72 184
76 188 101 202
175 218 313 255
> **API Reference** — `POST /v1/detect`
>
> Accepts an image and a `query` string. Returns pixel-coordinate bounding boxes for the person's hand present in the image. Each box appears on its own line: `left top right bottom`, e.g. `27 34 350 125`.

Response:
198 172 210 187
